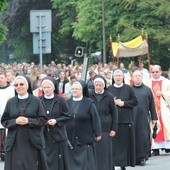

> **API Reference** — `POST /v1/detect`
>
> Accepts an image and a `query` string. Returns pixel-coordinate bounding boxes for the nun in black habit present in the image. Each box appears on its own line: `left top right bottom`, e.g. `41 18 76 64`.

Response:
66 80 102 170
107 69 138 170
90 75 118 170
1 75 48 170
40 76 71 170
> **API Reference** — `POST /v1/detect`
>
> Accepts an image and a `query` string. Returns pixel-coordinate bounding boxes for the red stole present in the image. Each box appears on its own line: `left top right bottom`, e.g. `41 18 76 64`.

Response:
130 79 134 86
152 80 164 141
38 89 43 96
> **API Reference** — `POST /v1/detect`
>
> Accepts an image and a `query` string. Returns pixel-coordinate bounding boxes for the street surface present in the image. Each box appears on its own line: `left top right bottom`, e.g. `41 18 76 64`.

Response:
0 160 3 170
0 151 169 170
116 150 170 170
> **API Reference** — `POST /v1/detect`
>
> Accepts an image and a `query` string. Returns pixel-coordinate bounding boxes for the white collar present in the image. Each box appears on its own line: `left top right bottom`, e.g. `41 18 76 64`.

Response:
95 90 104 94
134 83 142 87
44 94 54 99
114 83 123 88
73 96 83 101
18 93 29 99
151 76 165 81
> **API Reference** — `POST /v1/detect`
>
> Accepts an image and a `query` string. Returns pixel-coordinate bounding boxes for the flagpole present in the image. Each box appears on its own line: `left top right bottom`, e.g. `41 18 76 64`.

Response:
110 35 114 64
140 28 144 62
117 34 120 67
146 32 151 71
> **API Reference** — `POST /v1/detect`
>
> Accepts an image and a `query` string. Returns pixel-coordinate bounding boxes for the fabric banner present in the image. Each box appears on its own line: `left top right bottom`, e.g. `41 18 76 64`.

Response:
112 36 148 57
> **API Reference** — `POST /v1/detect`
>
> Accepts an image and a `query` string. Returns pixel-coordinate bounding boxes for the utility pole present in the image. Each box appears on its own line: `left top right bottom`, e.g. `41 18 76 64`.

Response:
102 0 106 64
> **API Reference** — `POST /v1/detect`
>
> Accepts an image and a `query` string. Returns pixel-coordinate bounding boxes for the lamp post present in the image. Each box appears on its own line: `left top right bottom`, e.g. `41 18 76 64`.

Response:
102 0 106 64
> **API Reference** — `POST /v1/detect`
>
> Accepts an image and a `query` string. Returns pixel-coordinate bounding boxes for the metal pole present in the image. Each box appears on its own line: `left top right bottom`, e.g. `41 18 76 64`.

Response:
102 0 106 64
39 13 43 73
81 53 88 82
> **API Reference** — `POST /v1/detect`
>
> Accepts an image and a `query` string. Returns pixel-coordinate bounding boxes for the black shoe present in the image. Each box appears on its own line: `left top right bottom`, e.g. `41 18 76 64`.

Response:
120 167 126 170
151 149 160 156
137 159 146 166
165 149 170 153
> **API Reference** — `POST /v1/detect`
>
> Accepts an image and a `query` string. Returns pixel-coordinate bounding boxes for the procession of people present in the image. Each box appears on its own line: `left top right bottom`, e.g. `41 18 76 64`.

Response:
0 60 170 170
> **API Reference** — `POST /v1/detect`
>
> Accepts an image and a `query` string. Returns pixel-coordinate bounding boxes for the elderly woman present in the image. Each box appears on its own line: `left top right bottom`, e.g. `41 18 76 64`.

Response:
90 75 118 170
40 76 71 170
1 75 48 170
66 80 102 170
107 69 138 170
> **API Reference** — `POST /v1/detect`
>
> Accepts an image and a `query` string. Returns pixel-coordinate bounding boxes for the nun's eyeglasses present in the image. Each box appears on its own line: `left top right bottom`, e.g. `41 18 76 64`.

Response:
72 88 81 91
152 71 159 73
14 83 24 87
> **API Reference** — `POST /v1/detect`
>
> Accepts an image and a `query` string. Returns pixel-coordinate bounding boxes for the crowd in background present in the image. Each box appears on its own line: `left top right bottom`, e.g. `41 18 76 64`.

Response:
0 60 170 170
0 60 170 90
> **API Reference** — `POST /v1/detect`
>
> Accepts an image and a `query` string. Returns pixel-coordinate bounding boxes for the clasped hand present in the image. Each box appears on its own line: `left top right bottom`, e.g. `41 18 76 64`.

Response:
95 136 101 141
114 98 124 107
16 116 28 125
47 119 57 126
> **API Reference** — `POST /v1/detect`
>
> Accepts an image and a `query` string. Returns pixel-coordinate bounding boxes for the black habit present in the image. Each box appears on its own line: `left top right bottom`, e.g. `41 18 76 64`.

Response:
107 84 138 167
132 83 157 163
40 94 71 170
66 97 102 170
90 90 118 170
1 95 48 170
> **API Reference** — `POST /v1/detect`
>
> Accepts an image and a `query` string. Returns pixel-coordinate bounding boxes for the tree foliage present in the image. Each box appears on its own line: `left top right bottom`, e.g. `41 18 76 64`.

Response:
0 0 170 69
51 0 78 58
1 0 52 62
0 0 8 43
53 0 170 69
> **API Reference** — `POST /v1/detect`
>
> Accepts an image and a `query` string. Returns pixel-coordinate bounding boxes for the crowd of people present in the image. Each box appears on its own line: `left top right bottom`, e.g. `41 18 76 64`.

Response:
0 60 170 170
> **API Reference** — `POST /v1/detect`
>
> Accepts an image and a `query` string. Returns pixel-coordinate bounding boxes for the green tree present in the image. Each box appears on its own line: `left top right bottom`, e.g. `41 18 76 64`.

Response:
1 0 170 69
65 0 170 69
110 0 170 69
1 0 52 63
0 0 8 43
51 0 79 58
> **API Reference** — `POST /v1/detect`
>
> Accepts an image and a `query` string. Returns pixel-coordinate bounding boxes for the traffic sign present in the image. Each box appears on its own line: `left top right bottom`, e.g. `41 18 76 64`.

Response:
30 10 52 33
33 32 51 54
30 10 52 73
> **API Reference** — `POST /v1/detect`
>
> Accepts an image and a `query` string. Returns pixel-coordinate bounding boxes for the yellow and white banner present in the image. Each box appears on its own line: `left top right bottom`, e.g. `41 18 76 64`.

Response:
112 36 148 57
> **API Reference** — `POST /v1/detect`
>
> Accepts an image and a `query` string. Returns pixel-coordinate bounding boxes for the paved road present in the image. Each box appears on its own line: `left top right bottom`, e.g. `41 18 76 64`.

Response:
0 151 169 170
116 151 170 170
0 160 3 170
